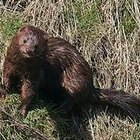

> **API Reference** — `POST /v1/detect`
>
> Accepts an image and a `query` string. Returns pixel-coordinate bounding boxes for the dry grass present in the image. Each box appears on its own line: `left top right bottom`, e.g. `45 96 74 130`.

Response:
0 0 140 140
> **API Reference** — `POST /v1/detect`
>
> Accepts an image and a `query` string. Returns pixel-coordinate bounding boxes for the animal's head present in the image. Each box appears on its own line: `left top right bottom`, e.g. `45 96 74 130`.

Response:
13 25 47 58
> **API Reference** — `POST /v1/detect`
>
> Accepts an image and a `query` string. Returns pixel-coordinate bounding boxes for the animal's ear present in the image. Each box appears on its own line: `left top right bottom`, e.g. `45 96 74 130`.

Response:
43 33 53 39
43 34 48 39
43 34 53 46
17 25 29 33
43 35 48 45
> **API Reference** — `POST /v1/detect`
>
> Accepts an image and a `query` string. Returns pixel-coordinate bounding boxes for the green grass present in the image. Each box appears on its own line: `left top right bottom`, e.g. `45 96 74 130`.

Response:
1 94 140 140
0 0 140 139
0 14 25 40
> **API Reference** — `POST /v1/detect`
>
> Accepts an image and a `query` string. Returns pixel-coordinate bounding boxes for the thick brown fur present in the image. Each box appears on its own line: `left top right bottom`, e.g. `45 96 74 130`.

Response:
1 26 47 116
1 25 140 119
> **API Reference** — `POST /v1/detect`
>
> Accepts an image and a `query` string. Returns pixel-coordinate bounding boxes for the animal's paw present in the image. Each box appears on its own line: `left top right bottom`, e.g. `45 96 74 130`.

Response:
19 105 28 117
0 87 7 99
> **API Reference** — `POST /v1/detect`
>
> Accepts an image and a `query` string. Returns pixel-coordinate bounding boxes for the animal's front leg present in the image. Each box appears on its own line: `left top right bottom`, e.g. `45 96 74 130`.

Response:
1 68 13 98
19 79 37 117
0 86 7 98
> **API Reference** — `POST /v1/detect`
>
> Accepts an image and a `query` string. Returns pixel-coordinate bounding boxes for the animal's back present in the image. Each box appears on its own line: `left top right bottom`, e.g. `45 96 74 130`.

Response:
43 37 94 109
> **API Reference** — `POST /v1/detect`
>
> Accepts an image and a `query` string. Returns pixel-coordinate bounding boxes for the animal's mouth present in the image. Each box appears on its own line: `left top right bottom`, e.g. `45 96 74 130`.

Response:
22 52 35 58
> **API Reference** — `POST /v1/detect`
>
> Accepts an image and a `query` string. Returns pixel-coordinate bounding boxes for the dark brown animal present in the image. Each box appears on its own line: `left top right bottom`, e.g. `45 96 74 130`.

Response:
1 26 47 116
1 25 140 119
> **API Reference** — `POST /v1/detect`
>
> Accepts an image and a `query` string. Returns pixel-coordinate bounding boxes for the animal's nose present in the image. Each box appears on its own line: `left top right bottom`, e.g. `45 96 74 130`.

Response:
25 48 34 53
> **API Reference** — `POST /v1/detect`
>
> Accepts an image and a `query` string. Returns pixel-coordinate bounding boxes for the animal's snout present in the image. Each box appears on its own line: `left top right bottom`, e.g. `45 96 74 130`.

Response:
20 45 35 57
25 48 34 54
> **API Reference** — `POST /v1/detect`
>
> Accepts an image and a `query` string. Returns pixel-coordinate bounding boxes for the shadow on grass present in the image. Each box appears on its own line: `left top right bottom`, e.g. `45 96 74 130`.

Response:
1 91 139 140
29 93 93 140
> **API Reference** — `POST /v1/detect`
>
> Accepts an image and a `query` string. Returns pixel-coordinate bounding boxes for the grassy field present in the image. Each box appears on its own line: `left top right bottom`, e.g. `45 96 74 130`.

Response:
0 0 140 140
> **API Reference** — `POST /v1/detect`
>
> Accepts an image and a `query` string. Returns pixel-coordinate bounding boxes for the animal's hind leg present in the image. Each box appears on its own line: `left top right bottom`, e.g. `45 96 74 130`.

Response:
59 95 82 118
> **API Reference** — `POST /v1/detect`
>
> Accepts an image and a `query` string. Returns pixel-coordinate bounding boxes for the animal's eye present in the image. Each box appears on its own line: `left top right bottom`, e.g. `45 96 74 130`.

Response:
23 39 27 43
34 45 38 48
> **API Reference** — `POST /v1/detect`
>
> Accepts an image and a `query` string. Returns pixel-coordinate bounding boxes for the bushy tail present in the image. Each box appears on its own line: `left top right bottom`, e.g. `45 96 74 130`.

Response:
94 88 140 119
